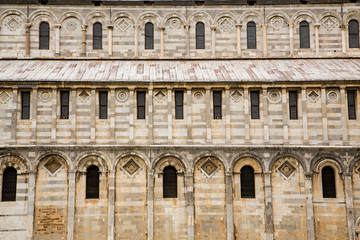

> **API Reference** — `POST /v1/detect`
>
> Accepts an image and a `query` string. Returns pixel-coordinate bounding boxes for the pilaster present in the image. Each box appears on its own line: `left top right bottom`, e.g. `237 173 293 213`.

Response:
236 24 242 56
305 172 315 240
225 171 234 240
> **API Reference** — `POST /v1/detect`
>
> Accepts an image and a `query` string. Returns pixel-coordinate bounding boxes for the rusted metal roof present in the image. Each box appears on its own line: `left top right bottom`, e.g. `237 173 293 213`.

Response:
1 59 360 83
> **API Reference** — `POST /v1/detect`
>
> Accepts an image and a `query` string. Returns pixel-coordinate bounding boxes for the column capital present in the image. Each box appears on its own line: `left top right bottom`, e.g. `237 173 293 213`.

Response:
340 24 347 29
54 24 61 29
288 22 294 28
184 24 190 30
133 24 140 29
210 24 217 31
107 25 114 29
235 24 242 28
262 24 268 28
159 26 165 31
313 24 320 29
305 171 313 178
225 171 233 177
25 23 31 29
81 24 87 30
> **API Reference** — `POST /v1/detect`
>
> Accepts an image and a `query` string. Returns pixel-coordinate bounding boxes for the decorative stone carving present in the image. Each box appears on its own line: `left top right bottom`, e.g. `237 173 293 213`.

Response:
200 158 219 178
39 90 52 102
270 16 284 30
230 89 243 102
268 89 281 103
78 90 90 102
321 16 338 31
327 89 340 104
0 90 11 104
167 18 181 29
66 21 77 31
277 160 296 178
218 17 234 32
44 158 62 174
116 18 132 32
192 90 205 103
122 158 140 176
307 89 320 103
154 89 167 103
116 89 129 102
5 16 21 31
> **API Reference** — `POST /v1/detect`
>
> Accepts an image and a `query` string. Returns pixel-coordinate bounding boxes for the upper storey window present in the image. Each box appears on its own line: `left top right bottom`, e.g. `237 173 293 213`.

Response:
2 167 17 202
39 22 49 50
196 22 205 49
349 20 359 48
247 21 256 49
93 22 102 50
145 22 154 50
299 21 310 49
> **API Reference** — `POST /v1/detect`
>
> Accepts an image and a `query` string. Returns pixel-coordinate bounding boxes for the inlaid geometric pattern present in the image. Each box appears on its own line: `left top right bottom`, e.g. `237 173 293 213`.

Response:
218 17 233 32
322 16 337 31
123 158 140 176
5 16 20 31
307 89 320 103
116 18 132 32
270 16 284 30
201 159 218 178
154 90 167 103
0 90 10 104
268 89 281 103
78 90 90 102
44 158 62 174
39 90 51 102
278 160 296 178
327 89 339 104
230 89 243 102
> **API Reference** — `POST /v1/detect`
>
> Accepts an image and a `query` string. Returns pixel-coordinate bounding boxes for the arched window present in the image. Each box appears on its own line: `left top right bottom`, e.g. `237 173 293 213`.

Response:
196 22 205 49
93 22 102 50
349 20 359 48
247 21 256 49
163 166 177 198
2 167 17 201
299 21 310 49
145 22 154 50
322 166 336 198
241 166 255 198
86 165 99 199
39 22 49 50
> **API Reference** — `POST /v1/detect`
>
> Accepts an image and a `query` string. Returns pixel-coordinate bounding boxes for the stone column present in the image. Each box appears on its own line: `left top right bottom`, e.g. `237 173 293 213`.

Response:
108 25 113 56
55 24 61 56
210 25 217 57
262 24 268 57
81 24 87 57
160 26 165 58
288 23 294 55
184 24 190 57
25 23 31 56
148 171 155 240
264 171 274 240
314 24 320 56
107 169 116 240
134 24 140 57
305 172 315 240
67 169 76 240
340 24 347 54
26 171 36 240
185 172 195 240
236 24 242 56
226 171 234 240
340 87 348 142
344 173 356 240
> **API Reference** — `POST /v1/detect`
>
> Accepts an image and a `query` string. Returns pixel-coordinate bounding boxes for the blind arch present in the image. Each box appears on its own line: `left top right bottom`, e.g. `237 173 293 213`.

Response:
349 20 359 48
299 21 310 48
86 165 100 199
2 167 17 201
93 22 102 50
322 166 336 198
247 21 256 49
163 166 177 198
196 22 205 49
145 22 154 50
240 165 255 198
39 22 49 50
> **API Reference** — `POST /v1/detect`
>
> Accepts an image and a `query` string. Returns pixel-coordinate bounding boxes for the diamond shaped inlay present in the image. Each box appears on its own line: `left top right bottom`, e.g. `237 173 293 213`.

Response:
322 16 337 31
0 91 10 104
123 159 140 176
218 17 233 32
307 90 320 103
116 18 131 32
230 89 243 102
79 90 90 102
154 90 166 103
44 158 62 174
5 17 20 31
201 159 218 177
278 160 296 178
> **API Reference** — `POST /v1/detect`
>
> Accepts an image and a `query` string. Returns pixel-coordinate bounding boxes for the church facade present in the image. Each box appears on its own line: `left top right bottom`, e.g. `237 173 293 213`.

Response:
0 1 360 240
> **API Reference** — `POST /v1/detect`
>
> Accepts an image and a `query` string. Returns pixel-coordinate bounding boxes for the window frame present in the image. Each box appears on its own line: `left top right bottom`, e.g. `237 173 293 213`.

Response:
247 21 257 49
60 90 70 120
21 91 30 120
145 22 154 50
196 22 205 50
289 90 298 120
213 90 222 119
137 91 146 120
99 91 108 119
299 21 310 49
39 22 50 50
86 165 100 199
349 20 359 49
250 91 260 120
163 166 177 198
322 166 336 199
175 90 184 120
2 167 17 202
347 90 357 120
93 22 103 50
240 165 255 199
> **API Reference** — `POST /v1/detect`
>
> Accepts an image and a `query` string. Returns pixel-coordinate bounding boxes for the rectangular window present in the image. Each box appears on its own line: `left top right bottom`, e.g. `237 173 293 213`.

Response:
348 90 356 120
60 91 69 119
99 91 108 119
137 91 146 119
213 91 222 119
250 91 259 119
289 91 298 120
175 90 183 119
21 91 30 120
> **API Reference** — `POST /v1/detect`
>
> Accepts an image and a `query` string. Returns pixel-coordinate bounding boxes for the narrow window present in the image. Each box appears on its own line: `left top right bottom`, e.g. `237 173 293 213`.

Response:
289 91 298 120
322 166 336 198
300 21 310 49
241 166 255 198
251 91 260 119
348 90 356 120
145 22 154 50
137 91 146 119
213 91 222 119
99 91 108 119
39 22 49 50
60 91 69 119
93 22 102 50
175 90 184 119
2 167 17 202
21 91 30 120
196 22 205 49
247 21 256 49
86 165 99 199
349 20 359 48
163 166 177 198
